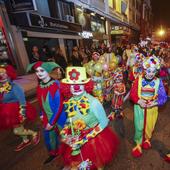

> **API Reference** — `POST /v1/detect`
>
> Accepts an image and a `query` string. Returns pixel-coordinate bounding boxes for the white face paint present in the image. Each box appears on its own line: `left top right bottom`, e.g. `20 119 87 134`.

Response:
145 67 157 80
35 67 50 82
70 84 85 96
114 74 123 83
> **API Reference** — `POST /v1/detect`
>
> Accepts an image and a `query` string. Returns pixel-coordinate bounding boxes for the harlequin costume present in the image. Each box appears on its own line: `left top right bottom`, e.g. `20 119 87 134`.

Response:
27 61 67 164
0 64 40 151
60 67 119 170
110 68 126 119
130 56 167 158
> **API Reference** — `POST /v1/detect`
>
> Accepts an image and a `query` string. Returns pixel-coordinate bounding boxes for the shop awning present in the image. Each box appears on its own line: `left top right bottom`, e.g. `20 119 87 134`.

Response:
23 30 82 39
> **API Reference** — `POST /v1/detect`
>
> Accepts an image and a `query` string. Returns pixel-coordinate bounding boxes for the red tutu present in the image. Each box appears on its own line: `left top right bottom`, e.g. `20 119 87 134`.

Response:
60 127 119 169
0 102 37 130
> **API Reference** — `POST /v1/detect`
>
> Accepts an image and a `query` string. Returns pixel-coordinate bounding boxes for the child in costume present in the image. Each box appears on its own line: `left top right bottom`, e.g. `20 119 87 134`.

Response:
0 64 40 152
130 56 167 158
60 67 119 170
27 61 67 164
110 68 126 119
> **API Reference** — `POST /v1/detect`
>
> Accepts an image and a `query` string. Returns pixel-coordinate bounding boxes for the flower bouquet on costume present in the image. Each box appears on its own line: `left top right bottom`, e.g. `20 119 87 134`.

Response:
60 119 93 169
60 120 81 156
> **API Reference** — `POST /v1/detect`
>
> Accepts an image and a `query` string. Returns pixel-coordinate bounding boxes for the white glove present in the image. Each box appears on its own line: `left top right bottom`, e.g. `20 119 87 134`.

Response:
138 99 146 108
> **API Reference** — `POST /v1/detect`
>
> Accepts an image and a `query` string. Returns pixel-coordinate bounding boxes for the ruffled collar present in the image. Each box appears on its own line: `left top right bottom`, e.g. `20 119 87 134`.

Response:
0 81 12 93
64 93 90 117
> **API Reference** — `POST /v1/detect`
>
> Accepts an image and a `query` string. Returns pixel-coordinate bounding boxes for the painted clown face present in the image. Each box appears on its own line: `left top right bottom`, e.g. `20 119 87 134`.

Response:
114 73 123 83
144 67 157 80
0 68 8 83
70 84 85 96
35 67 49 81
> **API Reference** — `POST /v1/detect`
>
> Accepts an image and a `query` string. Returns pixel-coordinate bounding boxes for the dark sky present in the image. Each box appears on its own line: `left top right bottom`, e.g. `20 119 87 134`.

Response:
151 0 170 29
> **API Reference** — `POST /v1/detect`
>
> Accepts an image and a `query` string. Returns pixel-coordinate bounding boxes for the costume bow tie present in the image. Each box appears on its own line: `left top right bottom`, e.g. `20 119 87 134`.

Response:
142 79 155 87
64 96 90 117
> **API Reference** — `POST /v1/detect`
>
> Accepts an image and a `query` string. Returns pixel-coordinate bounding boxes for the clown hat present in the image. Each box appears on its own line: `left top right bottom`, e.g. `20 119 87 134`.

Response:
62 67 90 84
27 61 60 73
143 56 160 70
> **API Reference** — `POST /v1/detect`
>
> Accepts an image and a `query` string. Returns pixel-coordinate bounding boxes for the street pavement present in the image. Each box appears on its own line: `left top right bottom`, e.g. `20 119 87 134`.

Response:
0 99 170 170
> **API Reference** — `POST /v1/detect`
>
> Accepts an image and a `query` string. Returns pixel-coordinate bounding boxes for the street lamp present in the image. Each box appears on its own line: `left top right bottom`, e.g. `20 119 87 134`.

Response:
157 26 166 41
158 29 165 36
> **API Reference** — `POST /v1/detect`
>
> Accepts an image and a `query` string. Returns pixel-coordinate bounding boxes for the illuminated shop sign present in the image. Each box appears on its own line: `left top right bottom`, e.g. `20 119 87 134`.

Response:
79 31 93 39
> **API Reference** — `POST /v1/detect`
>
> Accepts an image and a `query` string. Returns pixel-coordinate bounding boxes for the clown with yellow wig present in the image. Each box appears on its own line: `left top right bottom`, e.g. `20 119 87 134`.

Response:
130 56 167 158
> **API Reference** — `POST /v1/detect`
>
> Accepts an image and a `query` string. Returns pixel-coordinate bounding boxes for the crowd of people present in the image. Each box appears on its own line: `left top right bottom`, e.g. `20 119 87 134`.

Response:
0 39 170 169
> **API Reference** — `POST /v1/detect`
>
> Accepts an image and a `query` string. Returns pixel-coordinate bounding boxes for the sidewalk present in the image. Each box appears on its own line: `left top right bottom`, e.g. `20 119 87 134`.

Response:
14 73 38 100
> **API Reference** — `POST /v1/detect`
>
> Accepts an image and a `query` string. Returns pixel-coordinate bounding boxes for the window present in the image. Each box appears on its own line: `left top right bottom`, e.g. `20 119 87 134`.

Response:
58 1 72 20
109 0 116 10
36 0 50 16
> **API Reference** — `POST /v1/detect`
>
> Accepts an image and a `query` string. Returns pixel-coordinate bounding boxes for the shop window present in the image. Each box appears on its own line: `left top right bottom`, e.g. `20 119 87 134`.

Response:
58 1 74 22
35 0 50 17
23 36 59 63
91 16 105 33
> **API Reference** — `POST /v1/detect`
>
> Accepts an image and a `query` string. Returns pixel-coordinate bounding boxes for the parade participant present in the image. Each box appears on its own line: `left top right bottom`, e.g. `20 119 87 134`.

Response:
126 45 139 69
27 61 67 164
110 68 126 119
0 64 40 151
86 52 104 103
60 67 119 170
164 153 170 163
130 56 167 158
128 53 144 82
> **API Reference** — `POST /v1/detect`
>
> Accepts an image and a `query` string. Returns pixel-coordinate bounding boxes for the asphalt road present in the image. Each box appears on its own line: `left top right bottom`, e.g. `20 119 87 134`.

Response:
0 100 170 170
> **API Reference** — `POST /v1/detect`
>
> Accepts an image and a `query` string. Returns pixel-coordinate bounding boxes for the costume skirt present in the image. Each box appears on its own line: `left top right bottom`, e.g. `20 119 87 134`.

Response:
0 102 37 130
61 126 119 169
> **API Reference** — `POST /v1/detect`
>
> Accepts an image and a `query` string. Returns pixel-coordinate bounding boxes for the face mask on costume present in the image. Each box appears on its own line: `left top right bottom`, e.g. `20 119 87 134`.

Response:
0 69 8 83
35 67 49 80
70 84 85 96
144 67 157 80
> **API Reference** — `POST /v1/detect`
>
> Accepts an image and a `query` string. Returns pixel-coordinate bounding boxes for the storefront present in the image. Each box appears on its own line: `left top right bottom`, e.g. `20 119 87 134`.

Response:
4 0 82 72
0 3 18 68
111 25 131 45
8 11 82 70
75 6 93 49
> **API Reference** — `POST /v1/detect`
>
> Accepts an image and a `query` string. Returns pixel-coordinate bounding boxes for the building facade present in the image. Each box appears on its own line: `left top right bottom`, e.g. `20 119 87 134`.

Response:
1 0 153 73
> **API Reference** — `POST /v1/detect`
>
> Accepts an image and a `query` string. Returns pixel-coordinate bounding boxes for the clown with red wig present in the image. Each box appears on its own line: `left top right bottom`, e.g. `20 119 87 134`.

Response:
0 64 40 152
60 67 119 170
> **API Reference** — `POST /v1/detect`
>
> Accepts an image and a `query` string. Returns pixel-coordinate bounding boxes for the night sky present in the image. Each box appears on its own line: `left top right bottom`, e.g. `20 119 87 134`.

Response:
151 0 170 29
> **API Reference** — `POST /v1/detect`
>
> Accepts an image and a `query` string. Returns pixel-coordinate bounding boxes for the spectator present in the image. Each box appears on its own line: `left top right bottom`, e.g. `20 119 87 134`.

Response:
54 48 68 71
31 46 40 63
40 45 51 62
71 46 82 66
